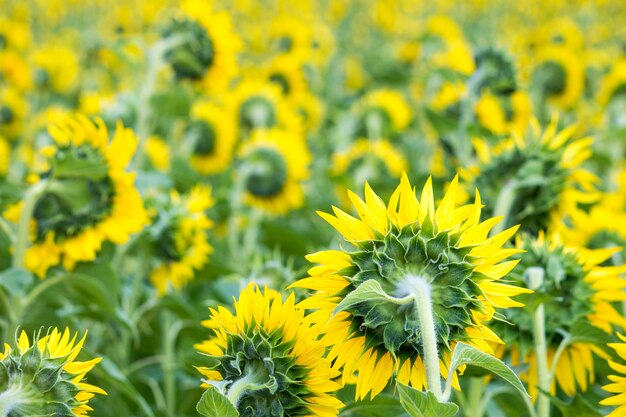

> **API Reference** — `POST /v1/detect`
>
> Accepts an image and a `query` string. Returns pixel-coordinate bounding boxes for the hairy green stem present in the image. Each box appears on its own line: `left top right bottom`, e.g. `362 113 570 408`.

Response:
0 388 21 417
491 180 517 236
466 377 485 417
226 372 256 408
527 267 550 417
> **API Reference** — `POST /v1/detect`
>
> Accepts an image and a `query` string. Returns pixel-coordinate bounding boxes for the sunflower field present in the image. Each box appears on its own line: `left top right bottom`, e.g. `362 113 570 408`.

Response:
3 0 626 416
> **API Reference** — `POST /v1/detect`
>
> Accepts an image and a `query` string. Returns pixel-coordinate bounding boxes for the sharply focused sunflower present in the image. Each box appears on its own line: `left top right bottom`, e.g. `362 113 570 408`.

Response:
195 284 344 417
601 333 626 416
149 185 213 296
462 117 598 235
236 128 310 215
228 78 302 139
475 90 531 136
494 232 626 399
292 175 530 399
353 89 412 139
0 328 106 416
528 45 584 109
162 0 241 91
5 115 148 277
186 100 237 176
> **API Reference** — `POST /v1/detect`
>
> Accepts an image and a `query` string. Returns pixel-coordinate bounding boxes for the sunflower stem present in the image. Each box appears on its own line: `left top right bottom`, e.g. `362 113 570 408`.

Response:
466 377 486 417
491 180 517 236
0 387 22 417
13 179 48 269
405 274 443 400
527 267 550 417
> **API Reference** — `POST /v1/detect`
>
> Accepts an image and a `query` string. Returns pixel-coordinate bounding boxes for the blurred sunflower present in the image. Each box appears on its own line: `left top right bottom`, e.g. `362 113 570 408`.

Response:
494 232 626 399
30 43 80 94
0 135 9 176
0 16 32 51
236 128 310 215
462 117 598 235
293 175 530 399
601 333 626 416
421 15 475 75
475 90 532 136
195 284 343 417
0 328 105 416
598 59 626 126
262 55 308 99
163 0 241 91
0 86 28 139
0 50 33 91
5 115 148 277
186 100 236 176
353 89 412 138
268 14 312 62
144 135 170 172
149 185 213 296
228 78 302 139
529 45 584 109
292 90 324 135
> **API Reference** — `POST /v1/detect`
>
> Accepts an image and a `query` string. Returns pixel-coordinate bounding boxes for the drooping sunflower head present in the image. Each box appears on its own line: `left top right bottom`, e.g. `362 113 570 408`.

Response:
162 0 241 90
598 59 626 127
462 117 599 236
493 232 626 398
475 89 532 136
331 138 407 204
228 78 302 139
293 174 530 399
0 86 28 139
472 48 517 95
195 284 343 417
236 128 310 215
268 15 313 62
292 90 324 135
353 89 412 139
0 328 106 416
148 185 214 296
6 115 148 277
30 42 80 94
186 100 236 176
528 45 584 109
261 55 308 98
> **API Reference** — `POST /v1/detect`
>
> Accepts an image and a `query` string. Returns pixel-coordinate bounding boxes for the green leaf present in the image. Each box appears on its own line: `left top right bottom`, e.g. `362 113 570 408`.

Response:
396 382 458 417
339 394 407 417
0 267 34 295
332 279 409 316
196 389 239 417
569 319 612 346
447 343 529 400
552 394 603 417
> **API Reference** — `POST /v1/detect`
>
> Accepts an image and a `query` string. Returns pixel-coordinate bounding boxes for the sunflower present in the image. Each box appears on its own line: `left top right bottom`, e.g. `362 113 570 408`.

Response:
0 16 32 51
292 175 530 399
228 78 303 139
195 284 344 417
162 0 241 91
149 185 213 296
462 117 599 235
353 89 412 138
5 115 148 277
0 135 9 176
421 15 475 75
187 100 237 175
601 333 626 416
261 55 308 99
292 90 324 135
472 48 518 95
30 43 80 94
144 135 170 172
528 45 584 109
0 328 106 416
0 50 33 91
475 90 532 136
598 58 626 107
268 15 313 63
236 128 310 215
331 138 407 204
494 232 626 399
0 86 28 139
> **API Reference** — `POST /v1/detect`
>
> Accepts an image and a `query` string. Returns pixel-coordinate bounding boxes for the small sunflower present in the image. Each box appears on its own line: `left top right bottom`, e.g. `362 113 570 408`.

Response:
144 135 171 172
149 185 213 296
187 100 237 176
0 16 32 51
292 175 530 399
462 117 599 235
429 81 465 121
0 50 33 91
237 128 310 215
598 58 626 107
475 90 532 136
268 15 313 62
292 90 324 135
0 328 106 416
529 45 585 109
472 48 518 95
0 86 28 139
30 43 80 94
195 284 343 417
353 89 412 138
5 115 149 277
261 55 308 99
228 78 302 139
601 333 626 416
494 232 626 399
421 15 475 75
163 0 241 91
0 135 9 176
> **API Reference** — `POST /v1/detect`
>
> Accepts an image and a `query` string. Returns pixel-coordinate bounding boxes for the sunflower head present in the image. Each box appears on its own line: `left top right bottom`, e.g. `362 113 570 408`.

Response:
601 333 626 415
353 89 412 138
494 232 626 397
237 128 310 215
529 45 584 108
473 48 517 95
293 174 530 398
148 185 214 295
463 117 598 235
195 285 343 417
0 86 28 138
475 90 532 136
0 328 105 416
163 17 214 80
